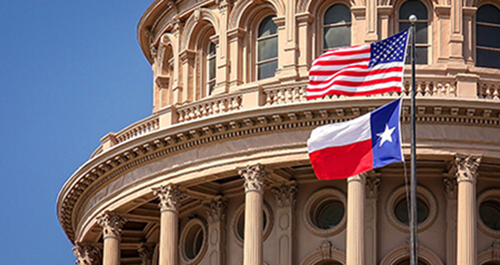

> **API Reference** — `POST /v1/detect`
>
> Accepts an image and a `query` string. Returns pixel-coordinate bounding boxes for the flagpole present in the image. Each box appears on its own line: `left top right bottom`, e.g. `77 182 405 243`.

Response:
409 14 418 265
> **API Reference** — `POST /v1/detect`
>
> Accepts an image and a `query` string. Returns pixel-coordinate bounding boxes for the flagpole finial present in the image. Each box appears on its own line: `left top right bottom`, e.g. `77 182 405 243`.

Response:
409 14 417 23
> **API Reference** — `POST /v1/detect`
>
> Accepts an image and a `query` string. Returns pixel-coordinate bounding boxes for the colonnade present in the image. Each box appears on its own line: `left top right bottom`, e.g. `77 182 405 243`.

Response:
75 154 482 265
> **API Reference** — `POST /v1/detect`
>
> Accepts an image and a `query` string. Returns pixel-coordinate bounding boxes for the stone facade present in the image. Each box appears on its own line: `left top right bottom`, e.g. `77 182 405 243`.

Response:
57 0 500 265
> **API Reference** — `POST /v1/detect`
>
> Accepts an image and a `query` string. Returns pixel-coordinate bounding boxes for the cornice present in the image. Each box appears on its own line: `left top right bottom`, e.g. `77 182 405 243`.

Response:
57 97 500 243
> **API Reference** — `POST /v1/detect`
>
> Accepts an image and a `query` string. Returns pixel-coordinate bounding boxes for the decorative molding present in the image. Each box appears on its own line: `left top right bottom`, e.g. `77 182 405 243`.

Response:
454 154 481 183
239 164 266 193
478 239 500 265
152 184 185 212
73 243 101 265
299 240 346 265
271 182 298 207
379 241 444 265
96 212 126 240
203 196 228 223
443 175 457 199
365 174 381 199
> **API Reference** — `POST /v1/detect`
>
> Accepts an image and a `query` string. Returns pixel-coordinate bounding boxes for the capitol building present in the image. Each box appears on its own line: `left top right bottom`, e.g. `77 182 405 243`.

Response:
57 0 500 264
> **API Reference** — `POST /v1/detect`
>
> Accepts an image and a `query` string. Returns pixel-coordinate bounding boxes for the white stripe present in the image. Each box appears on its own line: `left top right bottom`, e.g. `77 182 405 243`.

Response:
309 62 368 72
313 51 370 63
307 113 371 153
308 70 403 86
306 80 403 96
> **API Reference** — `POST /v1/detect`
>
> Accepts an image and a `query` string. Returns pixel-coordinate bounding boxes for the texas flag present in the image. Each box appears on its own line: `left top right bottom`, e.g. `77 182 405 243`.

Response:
307 98 403 180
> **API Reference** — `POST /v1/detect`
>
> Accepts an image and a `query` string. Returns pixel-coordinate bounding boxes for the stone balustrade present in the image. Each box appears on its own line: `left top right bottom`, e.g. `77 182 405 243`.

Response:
478 80 500 100
115 116 160 143
176 94 242 123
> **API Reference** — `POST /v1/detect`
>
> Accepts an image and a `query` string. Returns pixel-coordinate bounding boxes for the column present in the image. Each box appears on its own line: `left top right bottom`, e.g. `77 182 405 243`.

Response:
97 211 127 265
203 196 228 265
444 172 457 265
214 0 232 94
153 184 184 265
73 243 101 265
455 154 481 265
365 174 380 265
346 174 366 265
271 182 297 265
239 165 266 265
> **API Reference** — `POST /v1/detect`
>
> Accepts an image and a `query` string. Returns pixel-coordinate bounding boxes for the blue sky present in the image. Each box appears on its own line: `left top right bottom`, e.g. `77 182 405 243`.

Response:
0 1 154 264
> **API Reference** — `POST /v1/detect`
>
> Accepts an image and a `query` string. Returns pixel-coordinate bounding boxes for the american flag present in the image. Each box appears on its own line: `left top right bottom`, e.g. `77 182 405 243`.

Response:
307 29 409 100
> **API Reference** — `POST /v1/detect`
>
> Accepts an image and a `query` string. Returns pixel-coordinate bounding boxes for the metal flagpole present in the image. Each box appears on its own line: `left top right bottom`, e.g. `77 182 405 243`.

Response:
409 14 418 265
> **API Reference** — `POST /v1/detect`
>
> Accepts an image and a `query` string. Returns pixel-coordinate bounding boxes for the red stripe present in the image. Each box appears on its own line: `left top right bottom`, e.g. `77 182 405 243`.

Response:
308 139 373 180
308 66 404 85
320 47 371 57
306 86 402 100
309 64 368 76
313 57 369 66
307 76 402 92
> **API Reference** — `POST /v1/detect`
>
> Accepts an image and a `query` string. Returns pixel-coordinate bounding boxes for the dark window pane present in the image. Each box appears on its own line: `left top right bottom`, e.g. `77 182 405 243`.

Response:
258 15 277 37
477 4 500 24
209 58 216 80
399 22 428 43
323 25 351 49
480 201 500 231
399 0 427 20
316 201 344 229
404 46 427 64
258 60 278 80
209 42 216 55
477 25 500 48
477 48 500 69
258 36 278 61
324 4 351 25
394 198 429 225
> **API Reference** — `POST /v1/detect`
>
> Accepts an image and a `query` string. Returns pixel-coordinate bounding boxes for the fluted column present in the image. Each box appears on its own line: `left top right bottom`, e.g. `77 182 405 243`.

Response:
153 184 183 265
455 154 481 265
271 182 297 265
204 196 228 265
73 243 101 265
346 174 366 265
239 165 266 265
97 212 126 265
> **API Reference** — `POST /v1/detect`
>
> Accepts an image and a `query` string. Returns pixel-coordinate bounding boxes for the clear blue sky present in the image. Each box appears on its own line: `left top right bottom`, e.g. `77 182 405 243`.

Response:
0 1 154 264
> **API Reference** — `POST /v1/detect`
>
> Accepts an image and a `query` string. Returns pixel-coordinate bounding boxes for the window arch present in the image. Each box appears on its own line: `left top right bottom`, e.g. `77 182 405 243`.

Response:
257 15 278 80
206 42 216 96
476 4 500 69
398 0 430 64
322 4 351 52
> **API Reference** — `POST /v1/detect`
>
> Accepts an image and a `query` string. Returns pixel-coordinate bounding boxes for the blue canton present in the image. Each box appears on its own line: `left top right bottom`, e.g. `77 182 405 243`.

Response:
369 30 409 68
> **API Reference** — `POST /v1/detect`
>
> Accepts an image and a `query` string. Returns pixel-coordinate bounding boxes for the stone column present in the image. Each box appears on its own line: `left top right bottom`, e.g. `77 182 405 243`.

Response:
365 174 380 265
97 212 127 265
153 185 183 265
203 196 228 265
271 182 297 265
455 154 481 265
73 243 101 265
346 174 366 265
239 165 266 265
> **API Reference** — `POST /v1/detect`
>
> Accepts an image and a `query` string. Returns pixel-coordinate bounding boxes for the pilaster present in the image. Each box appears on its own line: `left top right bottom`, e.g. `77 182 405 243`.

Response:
138 243 154 265
444 169 457 265
203 196 228 265
455 154 481 265
227 28 246 88
365 174 380 265
171 18 184 104
462 7 477 65
295 13 314 78
377 6 393 40
271 182 298 265
214 0 233 94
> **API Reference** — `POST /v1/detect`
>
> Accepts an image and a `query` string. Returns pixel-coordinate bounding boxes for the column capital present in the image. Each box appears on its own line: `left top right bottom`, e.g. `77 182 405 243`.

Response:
365 174 381 199
271 182 298 207
138 243 154 265
454 154 481 183
97 211 126 240
239 164 266 193
152 184 185 212
73 243 101 265
443 174 458 199
347 173 367 183
203 196 228 223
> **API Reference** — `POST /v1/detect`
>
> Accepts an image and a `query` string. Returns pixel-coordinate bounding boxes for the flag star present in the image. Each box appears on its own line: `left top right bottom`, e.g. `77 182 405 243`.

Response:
376 124 396 147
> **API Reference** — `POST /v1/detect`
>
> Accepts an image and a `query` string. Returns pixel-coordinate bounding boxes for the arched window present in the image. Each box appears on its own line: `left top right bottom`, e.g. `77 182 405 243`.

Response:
399 0 429 64
476 4 500 69
207 42 216 95
257 15 278 80
323 4 351 51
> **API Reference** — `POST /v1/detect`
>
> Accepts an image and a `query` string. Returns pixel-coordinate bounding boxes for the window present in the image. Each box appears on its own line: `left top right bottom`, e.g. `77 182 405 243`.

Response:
399 0 429 64
180 218 207 264
476 4 500 69
304 188 346 237
257 15 278 80
207 42 216 95
323 4 351 51
394 197 429 225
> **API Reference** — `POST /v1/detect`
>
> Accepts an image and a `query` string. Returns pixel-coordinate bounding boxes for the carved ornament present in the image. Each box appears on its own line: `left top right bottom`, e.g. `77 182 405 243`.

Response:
271 182 297 207
96 211 126 239
365 174 381 199
73 243 101 265
239 164 266 193
152 184 184 212
203 196 228 223
454 154 481 183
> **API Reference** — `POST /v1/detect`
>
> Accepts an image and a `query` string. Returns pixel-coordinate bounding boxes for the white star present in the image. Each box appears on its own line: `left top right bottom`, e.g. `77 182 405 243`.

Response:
376 124 396 147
